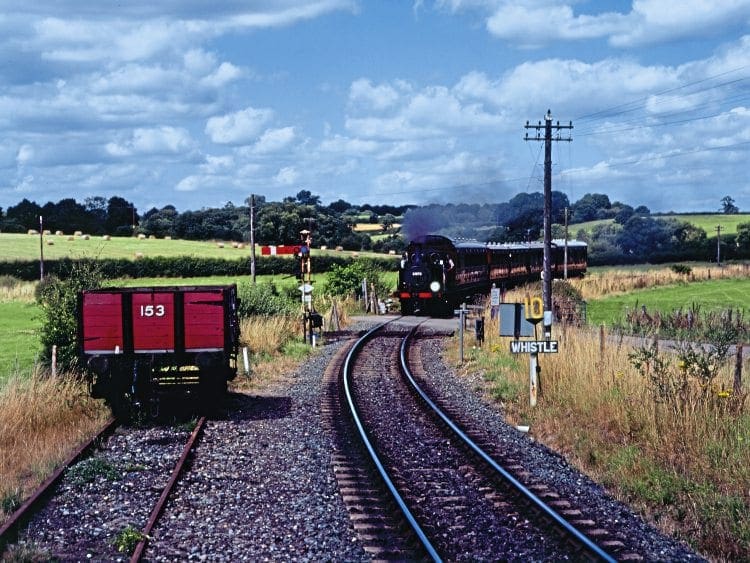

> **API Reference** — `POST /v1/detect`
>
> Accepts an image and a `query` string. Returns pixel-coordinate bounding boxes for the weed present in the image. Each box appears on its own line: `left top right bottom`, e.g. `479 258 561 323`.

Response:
1 488 21 514
112 525 147 554
1 543 52 562
67 457 120 485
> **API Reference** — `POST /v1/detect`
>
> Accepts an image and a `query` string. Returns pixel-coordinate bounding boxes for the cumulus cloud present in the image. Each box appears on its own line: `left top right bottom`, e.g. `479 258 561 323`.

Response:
205 107 274 144
106 126 194 156
274 166 299 185
252 126 297 154
438 0 750 48
349 78 402 111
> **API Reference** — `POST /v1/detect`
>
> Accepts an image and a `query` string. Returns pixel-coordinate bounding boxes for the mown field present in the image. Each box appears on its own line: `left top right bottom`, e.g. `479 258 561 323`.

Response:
587 277 749 326
570 213 750 236
0 232 388 261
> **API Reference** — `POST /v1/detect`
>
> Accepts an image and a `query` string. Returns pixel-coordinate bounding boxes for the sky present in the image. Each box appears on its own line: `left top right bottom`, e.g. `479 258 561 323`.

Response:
1 0 749 215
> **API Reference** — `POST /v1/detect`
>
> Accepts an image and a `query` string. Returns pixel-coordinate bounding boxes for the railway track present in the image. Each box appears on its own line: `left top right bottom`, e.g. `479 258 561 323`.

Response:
330 318 640 561
0 416 206 561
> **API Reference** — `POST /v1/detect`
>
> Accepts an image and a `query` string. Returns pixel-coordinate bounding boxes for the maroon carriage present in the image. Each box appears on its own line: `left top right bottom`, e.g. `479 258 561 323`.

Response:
78 284 240 417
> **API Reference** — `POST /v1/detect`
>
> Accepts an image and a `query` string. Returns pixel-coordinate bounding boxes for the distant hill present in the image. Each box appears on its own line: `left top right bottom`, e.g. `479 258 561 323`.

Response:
570 214 750 237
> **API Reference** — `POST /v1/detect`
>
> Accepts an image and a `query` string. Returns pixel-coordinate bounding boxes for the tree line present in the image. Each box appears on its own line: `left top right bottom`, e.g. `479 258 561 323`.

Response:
1 190 747 265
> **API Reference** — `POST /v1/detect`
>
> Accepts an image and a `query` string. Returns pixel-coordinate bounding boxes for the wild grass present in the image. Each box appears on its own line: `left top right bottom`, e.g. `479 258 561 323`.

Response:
450 286 750 560
0 369 109 522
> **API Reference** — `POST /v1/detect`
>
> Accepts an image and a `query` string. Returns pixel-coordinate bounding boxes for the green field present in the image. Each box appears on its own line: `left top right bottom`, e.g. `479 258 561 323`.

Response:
570 214 750 237
0 301 42 381
654 213 750 235
587 277 750 326
0 232 393 262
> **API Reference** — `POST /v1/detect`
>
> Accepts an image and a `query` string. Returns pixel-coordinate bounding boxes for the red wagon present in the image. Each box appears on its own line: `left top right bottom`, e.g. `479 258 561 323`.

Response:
78 284 241 417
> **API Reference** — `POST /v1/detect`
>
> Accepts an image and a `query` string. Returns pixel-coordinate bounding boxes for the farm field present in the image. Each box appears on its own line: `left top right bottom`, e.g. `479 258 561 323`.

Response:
0 232 392 262
571 213 750 236
587 277 749 326
0 301 41 383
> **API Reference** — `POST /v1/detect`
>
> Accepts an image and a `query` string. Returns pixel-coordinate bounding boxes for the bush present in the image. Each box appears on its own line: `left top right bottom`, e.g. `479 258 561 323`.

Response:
36 261 102 370
237 281 298 317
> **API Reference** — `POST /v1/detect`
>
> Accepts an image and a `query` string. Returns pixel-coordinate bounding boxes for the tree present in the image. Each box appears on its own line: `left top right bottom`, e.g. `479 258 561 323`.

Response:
6 198 42 230
106 196 138 236
380 213 396 232
720 195 739 214
571 193 611 223
295 190 321 207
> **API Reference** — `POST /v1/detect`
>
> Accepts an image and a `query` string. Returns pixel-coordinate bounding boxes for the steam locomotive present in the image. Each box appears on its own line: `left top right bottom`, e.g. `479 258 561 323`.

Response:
397 235 587 316
78 284 241 418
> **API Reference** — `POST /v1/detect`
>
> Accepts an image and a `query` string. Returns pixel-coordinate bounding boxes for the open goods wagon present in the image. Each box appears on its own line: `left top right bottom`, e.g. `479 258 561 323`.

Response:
78 284 241 417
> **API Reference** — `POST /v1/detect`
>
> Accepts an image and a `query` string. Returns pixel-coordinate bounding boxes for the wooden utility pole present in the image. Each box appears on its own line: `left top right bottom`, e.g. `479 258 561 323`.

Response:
716 225 722 266
249 195 256 284
524 110 572 336
564 207 569 280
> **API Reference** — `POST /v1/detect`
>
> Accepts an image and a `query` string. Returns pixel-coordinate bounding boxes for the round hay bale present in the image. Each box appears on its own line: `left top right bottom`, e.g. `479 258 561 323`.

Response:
102 235 111 241
237 243 245 249
217 242 225 248
82 234 90 240
43 230 51 236
165 236 172 240
335 246 343 251
27 229 39 235
67 236 74 241
231 242 238 248
134 252 144 259
74 230 82 237
55 230 64 236
388 249 396 255
138 233 146 240
46 239 54 246
320 245 327 250
149 235 156 239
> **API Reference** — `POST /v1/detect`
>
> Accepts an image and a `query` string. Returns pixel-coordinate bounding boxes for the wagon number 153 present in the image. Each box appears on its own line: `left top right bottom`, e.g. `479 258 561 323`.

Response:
140 305 166 317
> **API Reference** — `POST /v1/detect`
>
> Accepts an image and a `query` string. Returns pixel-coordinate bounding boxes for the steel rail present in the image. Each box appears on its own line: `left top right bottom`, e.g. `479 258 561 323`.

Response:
399 328 616 563
342 320 442 563
130 416 207 562
0 417 119 553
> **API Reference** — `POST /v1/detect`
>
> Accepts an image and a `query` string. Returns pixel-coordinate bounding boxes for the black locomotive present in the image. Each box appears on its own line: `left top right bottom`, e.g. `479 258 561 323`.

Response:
397 235 587 315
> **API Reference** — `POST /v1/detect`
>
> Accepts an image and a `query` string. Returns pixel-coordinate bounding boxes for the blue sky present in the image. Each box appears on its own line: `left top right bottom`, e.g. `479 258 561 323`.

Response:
1 1 749 215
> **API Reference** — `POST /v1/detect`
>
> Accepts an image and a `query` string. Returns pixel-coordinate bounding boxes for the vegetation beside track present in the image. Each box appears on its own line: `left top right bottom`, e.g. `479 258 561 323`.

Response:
454 273 750 561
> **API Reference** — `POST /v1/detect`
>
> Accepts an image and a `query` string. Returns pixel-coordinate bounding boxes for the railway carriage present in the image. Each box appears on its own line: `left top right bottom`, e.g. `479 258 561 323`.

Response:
78 284 241 417
398 235 586 316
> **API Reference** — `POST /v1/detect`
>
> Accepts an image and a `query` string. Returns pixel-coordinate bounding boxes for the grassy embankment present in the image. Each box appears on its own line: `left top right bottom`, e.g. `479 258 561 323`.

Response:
455 264 750 560
571 213 750 237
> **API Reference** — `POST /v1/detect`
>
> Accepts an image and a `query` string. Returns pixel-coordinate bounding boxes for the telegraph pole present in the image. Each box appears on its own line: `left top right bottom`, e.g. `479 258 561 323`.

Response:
716 225 722 266
249 195 256 284
524 110 572 337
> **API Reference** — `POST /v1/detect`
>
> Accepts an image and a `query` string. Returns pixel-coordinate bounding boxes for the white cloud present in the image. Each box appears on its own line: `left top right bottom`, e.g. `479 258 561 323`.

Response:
274 166 299 185
106 126 194 156
16 144 34 165
252 127 297 154
200 62 242 88
205 107 274 144
349 78 401 111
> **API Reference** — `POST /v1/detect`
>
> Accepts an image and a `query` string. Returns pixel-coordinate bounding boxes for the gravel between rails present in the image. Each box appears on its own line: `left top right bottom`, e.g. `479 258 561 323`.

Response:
10 318 706 561
415 329 706 562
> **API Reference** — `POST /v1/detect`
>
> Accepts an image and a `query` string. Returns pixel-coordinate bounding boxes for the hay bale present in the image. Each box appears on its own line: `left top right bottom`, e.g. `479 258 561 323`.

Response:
55 230 63 236
67 236 74 241
217 242 224 248
82 234 90 240
149 235 156 239
43 230 51 236
320 245 327 251
134 252 144 259
231 242 238 248
102 235 111 241
138 233 146 240
335 246 343 251
46 239 54 246
27 229 39 235
388 249 396 255
237 243 245 249
165 236 172 240
74 230 82 236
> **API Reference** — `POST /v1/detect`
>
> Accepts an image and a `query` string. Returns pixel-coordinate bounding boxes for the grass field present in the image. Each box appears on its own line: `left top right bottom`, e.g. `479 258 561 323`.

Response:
570 213 750 237
0 232 394 262
587 277 749 325
0 302 42 382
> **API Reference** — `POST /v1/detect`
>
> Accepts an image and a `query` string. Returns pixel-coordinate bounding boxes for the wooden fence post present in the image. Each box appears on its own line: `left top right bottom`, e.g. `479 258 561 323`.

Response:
734 343 743 395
